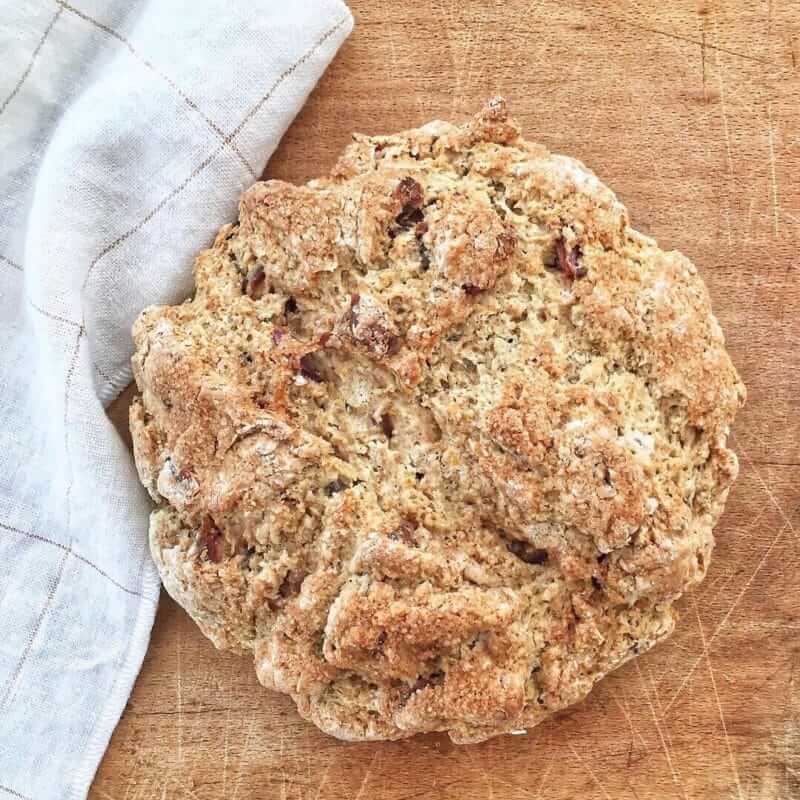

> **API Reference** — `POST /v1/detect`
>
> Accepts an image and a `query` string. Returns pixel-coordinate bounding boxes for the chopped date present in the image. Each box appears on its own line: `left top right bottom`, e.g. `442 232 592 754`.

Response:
278 569 306 598
411 671 444 693
348 293 361 323
272 327 286 345
348 294 401 358
388 515 417 545
495 229 517 260
506 540 548 565
392 176 423 208
385 335 402 356
299 353 324 382
401 513 419 531
395 205 424 231
200 516 224 563
167 458 194 485
419 242 431 272
325 479 347 496
345 294 361 332
392 177 425 233
205 537 224 563
554 237 586 280
168 458 186 478
243 265 266 298
380 412 394 438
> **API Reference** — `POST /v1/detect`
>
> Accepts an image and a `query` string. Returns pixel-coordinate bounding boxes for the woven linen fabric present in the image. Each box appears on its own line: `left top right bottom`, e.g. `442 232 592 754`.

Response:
0 2 353 797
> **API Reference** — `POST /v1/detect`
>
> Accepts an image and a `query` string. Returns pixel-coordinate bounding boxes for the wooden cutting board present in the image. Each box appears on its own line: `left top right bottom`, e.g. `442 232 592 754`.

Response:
95 1 800 797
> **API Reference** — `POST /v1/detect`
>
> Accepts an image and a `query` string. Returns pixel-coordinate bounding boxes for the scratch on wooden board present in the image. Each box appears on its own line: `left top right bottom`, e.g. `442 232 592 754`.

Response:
463 12 484 113
124 779 139 800
222 664 233 798
665 518 791 714
527 34 552 84
443 0 464 118
591 7 773 64
732 433 799 540
692 598 745 800
129 774 153 800
386 19 399 89
115 744 158 800
611 690 649 751
122 762 137 800
532 735 555 800
671 19 773 64
663 637 696 657
745 196 757 244
434 0 457 106
698 127 800 245
680 70 749 139
647 665 687 797
479 764 496 800
143 778 160 800
636 661 688 799
175 776 202 800
353 751 379 800
766 101 780 236
701 22 707 101
735 425 775 455
489 774 541 800
445 1 485 118
176 626 183 767
229 709 260 800
697 503 771 601
713 19 735 248
567 742 613 800
699 565 742 610
582 102 603 148
311 757 335 800
278 727 286 800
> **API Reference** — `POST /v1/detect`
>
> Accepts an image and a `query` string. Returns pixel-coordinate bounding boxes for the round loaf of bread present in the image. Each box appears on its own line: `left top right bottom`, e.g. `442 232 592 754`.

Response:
130 98 744 743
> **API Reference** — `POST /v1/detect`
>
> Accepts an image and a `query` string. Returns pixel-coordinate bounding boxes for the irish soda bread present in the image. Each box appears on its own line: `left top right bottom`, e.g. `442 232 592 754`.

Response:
130 99 744 743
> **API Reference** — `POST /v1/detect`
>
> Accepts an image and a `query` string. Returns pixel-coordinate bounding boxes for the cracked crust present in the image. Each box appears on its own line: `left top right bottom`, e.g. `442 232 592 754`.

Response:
130 98 745 743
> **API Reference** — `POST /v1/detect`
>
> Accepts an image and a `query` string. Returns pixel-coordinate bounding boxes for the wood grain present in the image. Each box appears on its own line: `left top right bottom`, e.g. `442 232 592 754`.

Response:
95 1 800 797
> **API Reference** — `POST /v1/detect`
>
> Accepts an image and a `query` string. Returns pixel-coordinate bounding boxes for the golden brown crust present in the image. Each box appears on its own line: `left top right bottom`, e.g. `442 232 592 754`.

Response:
130 98 744 743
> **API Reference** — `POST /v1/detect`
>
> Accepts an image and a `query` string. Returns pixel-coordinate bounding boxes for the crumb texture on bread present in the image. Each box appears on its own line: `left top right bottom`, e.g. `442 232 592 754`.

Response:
130 98 744 743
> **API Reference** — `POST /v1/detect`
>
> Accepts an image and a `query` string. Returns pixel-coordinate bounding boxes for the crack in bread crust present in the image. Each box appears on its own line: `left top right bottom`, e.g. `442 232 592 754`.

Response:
130 98 745 743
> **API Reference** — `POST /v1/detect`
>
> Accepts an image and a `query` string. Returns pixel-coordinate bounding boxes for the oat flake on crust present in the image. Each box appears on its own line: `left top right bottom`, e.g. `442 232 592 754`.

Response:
130 98 745 743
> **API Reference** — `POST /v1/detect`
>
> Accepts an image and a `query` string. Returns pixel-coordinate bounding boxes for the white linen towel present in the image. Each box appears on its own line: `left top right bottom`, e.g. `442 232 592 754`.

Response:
0 2 353 798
